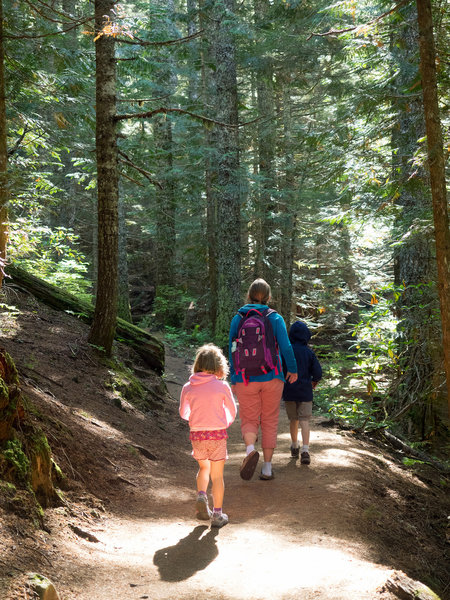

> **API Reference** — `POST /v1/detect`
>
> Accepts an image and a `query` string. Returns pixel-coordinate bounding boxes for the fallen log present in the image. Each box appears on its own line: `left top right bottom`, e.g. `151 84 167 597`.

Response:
5 263 164 374
381 570 441 600
383 430 450 473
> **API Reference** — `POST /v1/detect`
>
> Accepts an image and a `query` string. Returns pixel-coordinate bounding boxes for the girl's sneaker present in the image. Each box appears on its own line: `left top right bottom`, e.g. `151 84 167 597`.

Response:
195 495 212 520
211 512 228 528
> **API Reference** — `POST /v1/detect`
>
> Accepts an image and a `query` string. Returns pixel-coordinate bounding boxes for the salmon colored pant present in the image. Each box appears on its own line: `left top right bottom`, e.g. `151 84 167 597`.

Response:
235 379 284 449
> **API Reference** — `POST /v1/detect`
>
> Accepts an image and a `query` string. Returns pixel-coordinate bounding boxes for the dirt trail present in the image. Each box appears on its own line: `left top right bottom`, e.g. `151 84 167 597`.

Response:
0 295 447 600
36 352 392 600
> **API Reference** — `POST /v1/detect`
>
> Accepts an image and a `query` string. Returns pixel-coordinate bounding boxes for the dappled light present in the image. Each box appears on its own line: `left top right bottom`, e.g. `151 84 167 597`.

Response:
1 1 449 597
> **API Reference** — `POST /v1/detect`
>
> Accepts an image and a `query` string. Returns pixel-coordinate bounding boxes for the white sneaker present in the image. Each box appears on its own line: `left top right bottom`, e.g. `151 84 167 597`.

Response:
211 512 228 528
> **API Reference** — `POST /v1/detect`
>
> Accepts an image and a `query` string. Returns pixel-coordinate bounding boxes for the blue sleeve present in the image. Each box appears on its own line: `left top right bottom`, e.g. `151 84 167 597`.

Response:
272 313 297 374
229 313 241 382
311 352 322 382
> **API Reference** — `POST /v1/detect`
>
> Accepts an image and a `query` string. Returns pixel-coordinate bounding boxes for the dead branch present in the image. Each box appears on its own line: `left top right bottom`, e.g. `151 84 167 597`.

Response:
69 524 101 543
6 19 92 39
8 126 30 157
115 28 204 47
22 0 78 25
118 150 163 189
116 94 171 103
115 106 260 129
131 444 158 461
119 170 145 187
307 0 409 40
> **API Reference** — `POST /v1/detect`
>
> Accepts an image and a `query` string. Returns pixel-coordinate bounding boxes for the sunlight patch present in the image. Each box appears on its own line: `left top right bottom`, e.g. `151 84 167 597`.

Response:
69 521 389 599
314 448 357 467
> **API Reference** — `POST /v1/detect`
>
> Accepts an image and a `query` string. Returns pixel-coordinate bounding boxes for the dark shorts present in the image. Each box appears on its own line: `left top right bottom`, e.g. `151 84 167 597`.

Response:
285 401 312 421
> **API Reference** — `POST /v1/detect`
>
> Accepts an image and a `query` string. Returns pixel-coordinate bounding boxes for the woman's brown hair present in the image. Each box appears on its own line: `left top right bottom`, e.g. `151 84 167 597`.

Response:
246 278 271 304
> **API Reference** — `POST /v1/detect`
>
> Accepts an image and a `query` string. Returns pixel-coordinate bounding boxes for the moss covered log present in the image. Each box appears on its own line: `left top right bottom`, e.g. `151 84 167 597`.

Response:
6 262 164 373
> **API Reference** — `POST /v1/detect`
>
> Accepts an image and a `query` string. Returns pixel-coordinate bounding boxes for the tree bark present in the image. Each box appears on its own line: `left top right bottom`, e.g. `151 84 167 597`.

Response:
117 191 132 322
154 0 176 289
0 0 8 286
199 0 218 329
416 0 450 419
211 0 241 342
88 0 119 355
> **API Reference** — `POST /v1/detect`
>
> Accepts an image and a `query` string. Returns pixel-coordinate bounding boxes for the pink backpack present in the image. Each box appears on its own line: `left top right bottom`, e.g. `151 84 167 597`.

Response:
232 308 279 385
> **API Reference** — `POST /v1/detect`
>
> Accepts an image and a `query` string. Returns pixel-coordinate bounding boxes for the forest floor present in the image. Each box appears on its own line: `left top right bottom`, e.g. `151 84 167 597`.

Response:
0 289 449 600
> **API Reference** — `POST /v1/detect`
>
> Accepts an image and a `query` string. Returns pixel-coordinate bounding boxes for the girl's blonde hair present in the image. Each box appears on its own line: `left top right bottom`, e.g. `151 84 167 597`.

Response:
192 344 229 379
246 278 271 304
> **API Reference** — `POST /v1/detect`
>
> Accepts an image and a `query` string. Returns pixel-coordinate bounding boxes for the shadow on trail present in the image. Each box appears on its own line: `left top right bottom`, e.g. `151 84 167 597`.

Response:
153 525 219 581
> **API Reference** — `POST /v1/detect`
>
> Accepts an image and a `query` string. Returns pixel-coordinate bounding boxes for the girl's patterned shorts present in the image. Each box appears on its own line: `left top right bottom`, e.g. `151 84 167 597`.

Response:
190 430 228 461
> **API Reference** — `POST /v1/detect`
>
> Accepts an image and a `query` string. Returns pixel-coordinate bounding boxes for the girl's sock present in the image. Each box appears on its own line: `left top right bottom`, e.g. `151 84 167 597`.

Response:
197 490 207 498
213 507 222 515
246 444 255 455
261 461 272 476
291 440 299 449
302 445 309 453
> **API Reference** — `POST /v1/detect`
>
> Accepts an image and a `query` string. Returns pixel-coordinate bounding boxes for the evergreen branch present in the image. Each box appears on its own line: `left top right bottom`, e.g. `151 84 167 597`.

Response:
115 107 260 129
22 0 85 25
114 29 204 46
306 0 409 40
34 0 86 22
118 151 163 189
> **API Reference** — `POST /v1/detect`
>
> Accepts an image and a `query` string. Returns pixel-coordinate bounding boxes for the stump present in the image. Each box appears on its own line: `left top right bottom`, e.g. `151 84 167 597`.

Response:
0 348 57 509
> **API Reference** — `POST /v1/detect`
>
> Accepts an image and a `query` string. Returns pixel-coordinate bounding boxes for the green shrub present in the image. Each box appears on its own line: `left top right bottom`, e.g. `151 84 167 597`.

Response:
153 285 193 328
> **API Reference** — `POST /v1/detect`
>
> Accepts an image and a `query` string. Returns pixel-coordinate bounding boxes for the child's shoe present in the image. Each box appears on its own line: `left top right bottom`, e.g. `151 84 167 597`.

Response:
290 445 300 459
301 451 311 465
211 511 228 528
195 494 212 520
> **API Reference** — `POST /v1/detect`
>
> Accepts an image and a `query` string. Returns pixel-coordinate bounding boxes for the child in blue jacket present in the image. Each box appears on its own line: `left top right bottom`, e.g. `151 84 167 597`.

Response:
283 321 322 465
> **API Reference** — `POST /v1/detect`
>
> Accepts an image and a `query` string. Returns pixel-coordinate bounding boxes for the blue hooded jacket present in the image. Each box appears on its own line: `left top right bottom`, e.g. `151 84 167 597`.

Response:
283 321 322 403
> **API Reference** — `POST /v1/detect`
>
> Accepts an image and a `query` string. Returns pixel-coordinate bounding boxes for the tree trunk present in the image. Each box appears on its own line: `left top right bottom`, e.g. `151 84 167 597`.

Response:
0 0 8 286
88 0 119 356
154 0 177 289
253 0 276 284
211 0 241 342
416 0 450 419
117 191 132 322
390 5 440 436
278 80 296 326
199 0 218 329
154 115 176 287
0 349 57 509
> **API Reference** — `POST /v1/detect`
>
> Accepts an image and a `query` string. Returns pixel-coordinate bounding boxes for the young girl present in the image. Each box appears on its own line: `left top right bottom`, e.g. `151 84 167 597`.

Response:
179 344 237 528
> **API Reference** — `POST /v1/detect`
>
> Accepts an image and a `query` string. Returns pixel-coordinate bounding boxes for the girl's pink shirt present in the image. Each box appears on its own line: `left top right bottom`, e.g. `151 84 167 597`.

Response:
179 372 237 431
